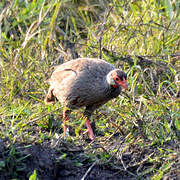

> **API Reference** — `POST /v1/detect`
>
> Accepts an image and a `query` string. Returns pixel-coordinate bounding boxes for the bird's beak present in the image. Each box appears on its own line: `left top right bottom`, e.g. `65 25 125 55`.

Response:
117 79 128 90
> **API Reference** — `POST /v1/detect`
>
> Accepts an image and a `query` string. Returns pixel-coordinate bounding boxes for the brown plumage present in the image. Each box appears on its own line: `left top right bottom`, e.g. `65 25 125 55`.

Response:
45 58 128 140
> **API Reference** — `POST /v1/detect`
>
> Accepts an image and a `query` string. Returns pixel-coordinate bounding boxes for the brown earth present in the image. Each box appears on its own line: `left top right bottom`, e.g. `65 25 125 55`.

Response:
0 135 179 180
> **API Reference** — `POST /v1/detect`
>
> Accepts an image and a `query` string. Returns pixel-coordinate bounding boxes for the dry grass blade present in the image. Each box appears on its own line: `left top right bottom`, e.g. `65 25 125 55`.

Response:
22 0 54 48
81 160 98 180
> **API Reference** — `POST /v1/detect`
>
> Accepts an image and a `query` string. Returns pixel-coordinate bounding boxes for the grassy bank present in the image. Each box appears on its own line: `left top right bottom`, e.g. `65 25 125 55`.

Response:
0 0 180 179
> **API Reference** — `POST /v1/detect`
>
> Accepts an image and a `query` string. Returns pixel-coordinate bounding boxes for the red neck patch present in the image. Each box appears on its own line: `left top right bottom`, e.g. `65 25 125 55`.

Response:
112 85 118 88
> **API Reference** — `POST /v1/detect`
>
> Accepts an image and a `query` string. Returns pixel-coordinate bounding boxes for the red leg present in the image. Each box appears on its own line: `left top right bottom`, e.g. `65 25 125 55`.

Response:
86 119 95 141
62 109 70 139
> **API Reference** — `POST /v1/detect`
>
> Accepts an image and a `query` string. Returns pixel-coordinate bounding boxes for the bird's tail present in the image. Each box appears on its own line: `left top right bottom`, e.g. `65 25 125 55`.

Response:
44 88 56 105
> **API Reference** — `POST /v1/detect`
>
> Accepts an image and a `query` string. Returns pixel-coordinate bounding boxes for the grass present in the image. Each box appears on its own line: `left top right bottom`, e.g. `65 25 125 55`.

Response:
0 0 180 179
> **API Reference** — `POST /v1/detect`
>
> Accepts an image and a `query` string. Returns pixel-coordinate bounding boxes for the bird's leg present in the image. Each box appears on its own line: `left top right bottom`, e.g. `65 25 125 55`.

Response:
85 118 95 141
84 107 95 141
62 108 71 139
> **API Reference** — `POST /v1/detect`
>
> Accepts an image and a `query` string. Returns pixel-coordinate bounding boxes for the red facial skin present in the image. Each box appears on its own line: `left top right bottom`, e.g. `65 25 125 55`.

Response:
112 75 128 90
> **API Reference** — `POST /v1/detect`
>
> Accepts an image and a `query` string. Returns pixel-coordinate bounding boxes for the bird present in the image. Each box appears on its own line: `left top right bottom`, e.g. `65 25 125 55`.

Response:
44 58 128 141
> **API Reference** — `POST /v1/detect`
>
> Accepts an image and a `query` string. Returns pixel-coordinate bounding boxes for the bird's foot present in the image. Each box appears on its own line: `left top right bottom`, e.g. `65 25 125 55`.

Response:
89 134 95 141
82 129 95 141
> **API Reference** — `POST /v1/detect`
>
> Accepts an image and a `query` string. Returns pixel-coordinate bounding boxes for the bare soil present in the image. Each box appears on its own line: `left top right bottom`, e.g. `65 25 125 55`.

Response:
0 136 179 180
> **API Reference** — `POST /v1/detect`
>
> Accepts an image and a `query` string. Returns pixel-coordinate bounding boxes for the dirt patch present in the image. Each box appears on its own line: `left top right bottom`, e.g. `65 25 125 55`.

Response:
0 138 132 180
0 137 179 180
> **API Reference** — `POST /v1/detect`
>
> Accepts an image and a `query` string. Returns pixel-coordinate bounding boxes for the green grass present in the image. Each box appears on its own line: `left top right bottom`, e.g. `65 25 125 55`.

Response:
0 0 180 179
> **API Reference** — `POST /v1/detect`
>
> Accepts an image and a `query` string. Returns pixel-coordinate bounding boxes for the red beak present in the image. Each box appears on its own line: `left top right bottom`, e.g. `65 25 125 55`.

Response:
117 79 128 90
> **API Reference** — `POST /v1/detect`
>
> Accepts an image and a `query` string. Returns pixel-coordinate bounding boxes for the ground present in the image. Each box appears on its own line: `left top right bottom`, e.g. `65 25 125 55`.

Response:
0 131 180 180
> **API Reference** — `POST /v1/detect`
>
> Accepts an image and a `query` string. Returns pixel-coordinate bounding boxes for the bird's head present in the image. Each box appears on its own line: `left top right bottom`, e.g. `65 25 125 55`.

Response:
106 69 128 90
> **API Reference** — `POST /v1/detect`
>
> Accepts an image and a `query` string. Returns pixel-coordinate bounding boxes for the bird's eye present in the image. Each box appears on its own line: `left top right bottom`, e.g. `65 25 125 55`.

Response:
115 77 119 81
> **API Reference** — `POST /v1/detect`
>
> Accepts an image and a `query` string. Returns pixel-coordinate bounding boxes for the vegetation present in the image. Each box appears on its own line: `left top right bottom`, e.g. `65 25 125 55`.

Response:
0 0 179 179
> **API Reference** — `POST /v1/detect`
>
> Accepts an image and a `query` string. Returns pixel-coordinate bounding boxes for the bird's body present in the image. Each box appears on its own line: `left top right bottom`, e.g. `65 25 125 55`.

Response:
45 58 128 140
46 58 121 109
